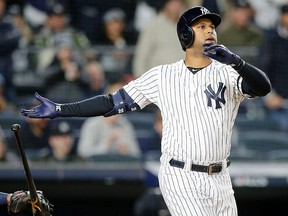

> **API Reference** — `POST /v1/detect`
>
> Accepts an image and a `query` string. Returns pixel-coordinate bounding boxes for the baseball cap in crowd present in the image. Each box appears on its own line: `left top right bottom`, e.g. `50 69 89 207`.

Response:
103 8 126 23
281 4 288 14
47 3 66 16
50 121 72 136
8 4 22 16
232 0 251 8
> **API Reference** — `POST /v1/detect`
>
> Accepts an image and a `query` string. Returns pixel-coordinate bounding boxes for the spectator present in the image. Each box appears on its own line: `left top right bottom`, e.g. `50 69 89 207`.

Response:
83 60 107 97
69 0 137 44
68 0 102 44
23 0 70 30
98 8 135 80
32 3 90 73
0 125 18 163
8 4 34 74
246 0 288 32
132 0 186 78
42 44 88 103
134 0 158 33
77 114 141 159
23 0 50 31
77 84 141 159
98 7 137 46
36 120 83 162
8 4 33 47
8 117 51 158
0 0 21 101
217 0 263 47
258 4 288 131
134 0 224 39
105 72 129 95
0 74 18 117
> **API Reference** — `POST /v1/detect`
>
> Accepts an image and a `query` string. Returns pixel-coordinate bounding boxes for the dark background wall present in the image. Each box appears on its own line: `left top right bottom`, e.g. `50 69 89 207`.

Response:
1 181 288 216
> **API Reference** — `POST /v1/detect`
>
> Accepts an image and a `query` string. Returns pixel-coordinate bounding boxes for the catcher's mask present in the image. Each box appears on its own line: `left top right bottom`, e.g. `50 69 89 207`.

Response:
177 6 221 51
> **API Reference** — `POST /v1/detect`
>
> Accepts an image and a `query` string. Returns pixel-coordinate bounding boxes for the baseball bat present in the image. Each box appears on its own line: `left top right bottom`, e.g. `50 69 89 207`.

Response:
11 124 46 216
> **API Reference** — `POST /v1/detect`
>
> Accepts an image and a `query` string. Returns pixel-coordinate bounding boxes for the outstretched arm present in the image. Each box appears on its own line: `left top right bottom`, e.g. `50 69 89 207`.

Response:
204 44 272 97
21 92 113 118
21 88 140 119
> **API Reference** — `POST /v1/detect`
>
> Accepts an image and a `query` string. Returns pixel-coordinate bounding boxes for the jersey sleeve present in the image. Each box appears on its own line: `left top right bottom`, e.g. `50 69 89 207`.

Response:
123 66 160 109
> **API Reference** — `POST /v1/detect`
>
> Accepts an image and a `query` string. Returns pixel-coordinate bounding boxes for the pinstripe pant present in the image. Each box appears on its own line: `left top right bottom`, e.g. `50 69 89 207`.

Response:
158 162 237 216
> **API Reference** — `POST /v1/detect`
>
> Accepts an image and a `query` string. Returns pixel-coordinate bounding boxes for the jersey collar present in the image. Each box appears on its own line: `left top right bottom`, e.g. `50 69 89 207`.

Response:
187 67 203 74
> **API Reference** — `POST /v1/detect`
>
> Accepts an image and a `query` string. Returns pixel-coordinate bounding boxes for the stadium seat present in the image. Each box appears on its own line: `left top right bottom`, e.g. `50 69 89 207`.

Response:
124 112 155 131
237 130 288 160
230 145 262 161
234 115 281 132
267 149 288 161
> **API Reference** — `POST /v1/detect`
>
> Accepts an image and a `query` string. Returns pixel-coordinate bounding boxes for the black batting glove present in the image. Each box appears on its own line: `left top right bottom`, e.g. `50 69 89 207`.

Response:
203 44 243 68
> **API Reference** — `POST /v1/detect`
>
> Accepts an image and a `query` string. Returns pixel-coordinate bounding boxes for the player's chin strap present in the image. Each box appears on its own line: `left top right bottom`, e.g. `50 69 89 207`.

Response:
104 88 140 117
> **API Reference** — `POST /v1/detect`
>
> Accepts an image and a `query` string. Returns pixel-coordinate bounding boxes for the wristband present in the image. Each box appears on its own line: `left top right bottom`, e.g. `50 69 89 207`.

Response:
0 192 8 205
232 59 245 71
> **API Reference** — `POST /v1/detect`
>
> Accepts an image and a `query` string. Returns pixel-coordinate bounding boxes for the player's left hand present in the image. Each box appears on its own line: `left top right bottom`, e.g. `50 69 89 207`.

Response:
8 190 53 215
203 44 242 67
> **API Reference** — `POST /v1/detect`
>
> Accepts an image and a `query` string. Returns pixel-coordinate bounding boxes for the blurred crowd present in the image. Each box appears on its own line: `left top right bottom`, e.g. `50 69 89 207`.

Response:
0 0 288 164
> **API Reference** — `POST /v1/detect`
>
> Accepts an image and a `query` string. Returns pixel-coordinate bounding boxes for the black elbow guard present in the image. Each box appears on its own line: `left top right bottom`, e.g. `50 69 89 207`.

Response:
104 88 140 117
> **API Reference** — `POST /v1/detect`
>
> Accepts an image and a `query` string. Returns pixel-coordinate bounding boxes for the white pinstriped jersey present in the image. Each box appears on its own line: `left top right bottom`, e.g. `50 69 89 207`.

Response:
124 59 248 163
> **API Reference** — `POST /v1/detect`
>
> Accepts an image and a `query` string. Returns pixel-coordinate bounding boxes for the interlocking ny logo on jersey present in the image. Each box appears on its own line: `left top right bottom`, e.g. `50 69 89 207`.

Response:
204 82 226 109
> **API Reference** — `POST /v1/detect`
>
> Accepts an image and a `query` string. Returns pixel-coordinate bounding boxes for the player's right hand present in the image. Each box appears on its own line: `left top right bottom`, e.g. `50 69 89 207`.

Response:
21 92 61 119
9 190 53 216
203 44 242 67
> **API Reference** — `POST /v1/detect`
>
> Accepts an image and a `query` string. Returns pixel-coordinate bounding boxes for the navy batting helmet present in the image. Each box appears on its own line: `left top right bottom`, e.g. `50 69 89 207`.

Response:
177 6 221 51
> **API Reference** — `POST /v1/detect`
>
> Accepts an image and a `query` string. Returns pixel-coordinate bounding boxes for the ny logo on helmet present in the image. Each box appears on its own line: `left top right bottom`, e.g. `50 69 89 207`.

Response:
204 82 226 109
200 7 210 15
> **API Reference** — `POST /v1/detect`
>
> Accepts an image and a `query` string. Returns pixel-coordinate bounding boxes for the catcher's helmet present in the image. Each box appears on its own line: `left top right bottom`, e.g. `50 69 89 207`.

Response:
177 6 221 51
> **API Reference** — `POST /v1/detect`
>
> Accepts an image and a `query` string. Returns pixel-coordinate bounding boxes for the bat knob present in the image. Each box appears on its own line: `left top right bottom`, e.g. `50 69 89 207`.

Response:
11 124 21 132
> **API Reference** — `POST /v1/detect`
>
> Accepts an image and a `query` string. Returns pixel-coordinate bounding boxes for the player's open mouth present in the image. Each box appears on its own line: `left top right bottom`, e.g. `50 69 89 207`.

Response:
205 37 215 43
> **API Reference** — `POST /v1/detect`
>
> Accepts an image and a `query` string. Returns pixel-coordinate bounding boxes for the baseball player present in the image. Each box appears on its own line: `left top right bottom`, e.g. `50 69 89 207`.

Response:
21 6 271 216
0 190 52 215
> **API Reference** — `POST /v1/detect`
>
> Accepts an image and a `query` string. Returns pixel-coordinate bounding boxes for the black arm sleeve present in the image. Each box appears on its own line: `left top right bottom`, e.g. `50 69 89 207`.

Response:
234 61 271 97
60 94 114 117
